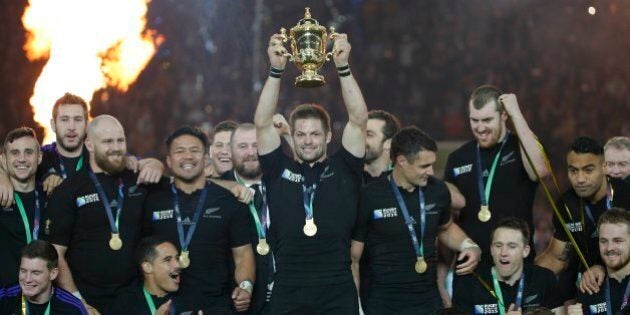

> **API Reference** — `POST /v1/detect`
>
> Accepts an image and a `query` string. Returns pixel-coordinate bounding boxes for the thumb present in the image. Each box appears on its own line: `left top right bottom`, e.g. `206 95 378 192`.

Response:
508 303 516 311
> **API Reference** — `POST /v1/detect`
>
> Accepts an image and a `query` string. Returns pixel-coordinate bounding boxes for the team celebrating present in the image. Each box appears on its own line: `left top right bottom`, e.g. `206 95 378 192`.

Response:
0 32 629 315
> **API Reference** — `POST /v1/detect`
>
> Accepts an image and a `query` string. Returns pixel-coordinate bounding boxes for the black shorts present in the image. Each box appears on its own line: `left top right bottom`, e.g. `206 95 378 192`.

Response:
269 280 358 315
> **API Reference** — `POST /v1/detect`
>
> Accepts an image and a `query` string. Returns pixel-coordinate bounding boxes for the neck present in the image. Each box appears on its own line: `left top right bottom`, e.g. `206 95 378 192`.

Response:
27 285 53 304
89 156 104 174
498 265 524 286
56 142 83 158
392 167 415 192
10 177 36 193
365 155 390 178
298 155 327 167
144 279 168 298
608 262 630 282
174 176 206 194
234 171 261 186
589 177 608 204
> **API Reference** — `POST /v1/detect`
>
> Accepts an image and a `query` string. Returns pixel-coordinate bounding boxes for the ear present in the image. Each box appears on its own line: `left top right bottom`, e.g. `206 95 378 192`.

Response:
395 154 407 166
326 131 332 144
50 118 57 134
0 153 6 168
522 244 531 258
166 155 172 169
383 139 392 151
37 149 43 166
49 267 59 281
85 137 94 153
141 261 153 274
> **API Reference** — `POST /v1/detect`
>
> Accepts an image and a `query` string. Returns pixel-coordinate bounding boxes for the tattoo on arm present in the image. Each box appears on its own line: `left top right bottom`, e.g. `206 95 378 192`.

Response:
558 243 574 262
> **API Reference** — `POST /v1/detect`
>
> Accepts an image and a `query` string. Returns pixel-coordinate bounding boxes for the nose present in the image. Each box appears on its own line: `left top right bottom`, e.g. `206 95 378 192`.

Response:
576 171 587 184
426 166 434 177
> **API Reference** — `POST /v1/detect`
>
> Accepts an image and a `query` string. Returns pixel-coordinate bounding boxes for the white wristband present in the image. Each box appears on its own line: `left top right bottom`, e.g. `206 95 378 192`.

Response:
239 280 254 295
71 291 83 300
459 238 479 252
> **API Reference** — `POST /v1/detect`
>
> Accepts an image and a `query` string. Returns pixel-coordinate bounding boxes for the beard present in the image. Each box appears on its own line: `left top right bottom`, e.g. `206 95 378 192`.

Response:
95 150 126 175
296 145 326 163
234 157 262 179
603 249 630 271
365 144 384 164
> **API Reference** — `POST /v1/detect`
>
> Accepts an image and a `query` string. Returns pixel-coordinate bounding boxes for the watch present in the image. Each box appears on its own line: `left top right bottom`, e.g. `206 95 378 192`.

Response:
239 280 253 295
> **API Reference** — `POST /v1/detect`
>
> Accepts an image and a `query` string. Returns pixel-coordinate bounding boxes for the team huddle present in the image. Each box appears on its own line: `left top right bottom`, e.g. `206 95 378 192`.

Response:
0 33 629 315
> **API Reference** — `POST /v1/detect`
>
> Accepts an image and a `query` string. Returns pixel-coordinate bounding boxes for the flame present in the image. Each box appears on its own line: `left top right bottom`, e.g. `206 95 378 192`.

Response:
21 0 162 143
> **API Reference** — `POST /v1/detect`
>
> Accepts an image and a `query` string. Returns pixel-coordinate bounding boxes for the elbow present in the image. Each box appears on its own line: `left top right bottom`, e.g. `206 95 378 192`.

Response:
536 164 550 179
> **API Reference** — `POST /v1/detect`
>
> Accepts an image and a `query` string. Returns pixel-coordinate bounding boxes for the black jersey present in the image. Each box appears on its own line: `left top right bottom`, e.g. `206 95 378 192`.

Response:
258 146 363 287
0 285 87 315
576 274 630 314
444 135 538 257
353 175 451 298
45 169 151 309
143 181 250 311
110 283 191 315
38 143 88 181
0 188 47 286
453 263 557 314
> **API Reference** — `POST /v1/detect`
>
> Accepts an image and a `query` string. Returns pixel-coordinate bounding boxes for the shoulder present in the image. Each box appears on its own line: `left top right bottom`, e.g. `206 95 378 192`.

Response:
54 287 86 312
0 285 21 298
448 140 477 159
427 176 448 193
361 176 391 195
41 143 57 154
526 264 556 285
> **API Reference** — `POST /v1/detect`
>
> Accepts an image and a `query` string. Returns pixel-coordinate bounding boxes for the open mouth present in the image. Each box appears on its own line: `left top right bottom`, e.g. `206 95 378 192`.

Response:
180 162 197 170
169 271 181 284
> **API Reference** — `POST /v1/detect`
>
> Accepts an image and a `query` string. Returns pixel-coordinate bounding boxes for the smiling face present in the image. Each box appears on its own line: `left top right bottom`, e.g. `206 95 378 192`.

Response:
4 136 41 183
86 118 127 175
292 118 331 163
231 128 261 180
365 119 387 163
143 242 181 296
599 222 630 272
395 150 436 188
490 227 530 282
469 101 507 149
167 134 208 183
604 147 630 179
19 257 57 301
51 104 87 154
210 131 233 176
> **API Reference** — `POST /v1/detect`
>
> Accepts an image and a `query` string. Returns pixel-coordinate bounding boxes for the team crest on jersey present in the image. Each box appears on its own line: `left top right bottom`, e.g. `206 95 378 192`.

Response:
501 150 516 166
203 207 222 219
373 207 398 220
281 169 303 183
127 185 142 197
452 164 473 177
589 302 607 314
474 304 498 314
152 209 174 221
76 193 100 207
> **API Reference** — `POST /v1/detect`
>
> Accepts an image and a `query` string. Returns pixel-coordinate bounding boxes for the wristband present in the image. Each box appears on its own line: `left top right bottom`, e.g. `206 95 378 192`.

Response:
269 67 284 78
239 280 254 295
337 64 351 77
459 238 480 252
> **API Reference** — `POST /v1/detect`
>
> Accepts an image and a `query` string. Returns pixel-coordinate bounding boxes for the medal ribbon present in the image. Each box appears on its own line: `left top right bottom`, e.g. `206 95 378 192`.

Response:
22 294 51 315
389 175 426 259
55 146 84 179
302 184 316 221
604 276 630 315
491 267 525 315
142 286 157 315
234 173 268 239
171 184 208 252
476 132 510 209
88 172 124 235
14 190 41 243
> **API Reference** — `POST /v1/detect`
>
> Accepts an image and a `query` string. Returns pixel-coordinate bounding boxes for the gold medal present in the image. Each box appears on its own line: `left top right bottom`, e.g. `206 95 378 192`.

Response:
414 257 427 274
478 205 491 222
109 233 123 250
257 238 270 255
179 250 191 268
303 218 318 237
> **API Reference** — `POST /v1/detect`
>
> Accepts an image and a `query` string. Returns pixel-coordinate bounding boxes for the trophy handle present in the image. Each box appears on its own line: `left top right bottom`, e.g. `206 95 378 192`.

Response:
325 26 339 62
279 28 294 61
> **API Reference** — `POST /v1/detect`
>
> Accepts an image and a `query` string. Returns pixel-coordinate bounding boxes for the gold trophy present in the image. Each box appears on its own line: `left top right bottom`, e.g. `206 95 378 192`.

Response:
280 7 337 88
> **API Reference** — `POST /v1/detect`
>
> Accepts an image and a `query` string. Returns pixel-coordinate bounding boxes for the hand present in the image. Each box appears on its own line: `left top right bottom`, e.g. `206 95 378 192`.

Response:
330 33 351 67
455 246 481 275
155 300 172 315
567 303 584 315
0 171 14 208
580 264 605 294
124 155 139 173
231 286 252 312
230 184 254 204
273 114 291 136
268 34 289 70
498 94 520 116
42 174 63 196
83 301 101 315
137 159 164 184
506 303 522 315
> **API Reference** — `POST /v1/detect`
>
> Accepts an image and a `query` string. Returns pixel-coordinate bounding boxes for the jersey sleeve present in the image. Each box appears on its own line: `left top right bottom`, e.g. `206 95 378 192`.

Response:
259 146 287 188
229 201 252 248
45 182 78 247
443 153 456 183
539 267 561 309
334 147 364 186
352 187 372 242
552 197 570 242
437 180 453 226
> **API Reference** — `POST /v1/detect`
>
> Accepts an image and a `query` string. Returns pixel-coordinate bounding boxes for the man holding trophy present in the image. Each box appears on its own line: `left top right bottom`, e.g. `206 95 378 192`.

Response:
254 8 368 315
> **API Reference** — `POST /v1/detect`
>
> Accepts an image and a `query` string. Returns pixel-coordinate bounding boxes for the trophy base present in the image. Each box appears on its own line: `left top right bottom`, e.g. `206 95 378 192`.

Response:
295 73 325 88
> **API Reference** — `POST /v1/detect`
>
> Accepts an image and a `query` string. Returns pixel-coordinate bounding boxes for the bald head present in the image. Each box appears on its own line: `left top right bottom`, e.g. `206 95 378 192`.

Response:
86 115 127 174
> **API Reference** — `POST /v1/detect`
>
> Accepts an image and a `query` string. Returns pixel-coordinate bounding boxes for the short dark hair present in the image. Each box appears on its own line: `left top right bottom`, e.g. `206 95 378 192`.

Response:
469 85 503 111
368 110 401 141
52 93 89 121
390 126 437 162
491 217 531 245
4 127 39 149
569 136 604 156
166 126 210 154
21 240 58 270
136 236 173 266
212 120 238 137
231 123 256 146
289 104 331 134
597 207 630 232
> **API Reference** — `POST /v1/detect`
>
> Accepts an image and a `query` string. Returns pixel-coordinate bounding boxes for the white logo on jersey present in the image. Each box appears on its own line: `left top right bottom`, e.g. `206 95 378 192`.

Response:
281 169 303 183
373 207 398 220
453 164 473 177
474 304 498 314
76 193 100 207
152 209 174 221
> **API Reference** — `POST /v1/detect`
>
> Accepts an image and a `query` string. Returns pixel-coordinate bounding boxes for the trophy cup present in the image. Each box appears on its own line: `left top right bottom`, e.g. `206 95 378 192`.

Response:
280 7 337 88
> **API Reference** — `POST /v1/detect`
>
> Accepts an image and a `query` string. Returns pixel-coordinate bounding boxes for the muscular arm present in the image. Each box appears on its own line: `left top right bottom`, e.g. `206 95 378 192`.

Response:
438 220 481 275
350 240 364 292
232 244 256 285
535 237 571 274
53 244 80 293
445 182 465 210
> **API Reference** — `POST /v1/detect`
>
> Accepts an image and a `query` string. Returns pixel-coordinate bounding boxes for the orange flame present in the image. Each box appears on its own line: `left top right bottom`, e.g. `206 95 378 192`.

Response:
21 0 162 143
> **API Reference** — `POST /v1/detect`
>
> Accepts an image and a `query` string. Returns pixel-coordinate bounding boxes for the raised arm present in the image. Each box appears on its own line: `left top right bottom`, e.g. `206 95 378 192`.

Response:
500 94 549 181
332 34 368 158
254 34 288 156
